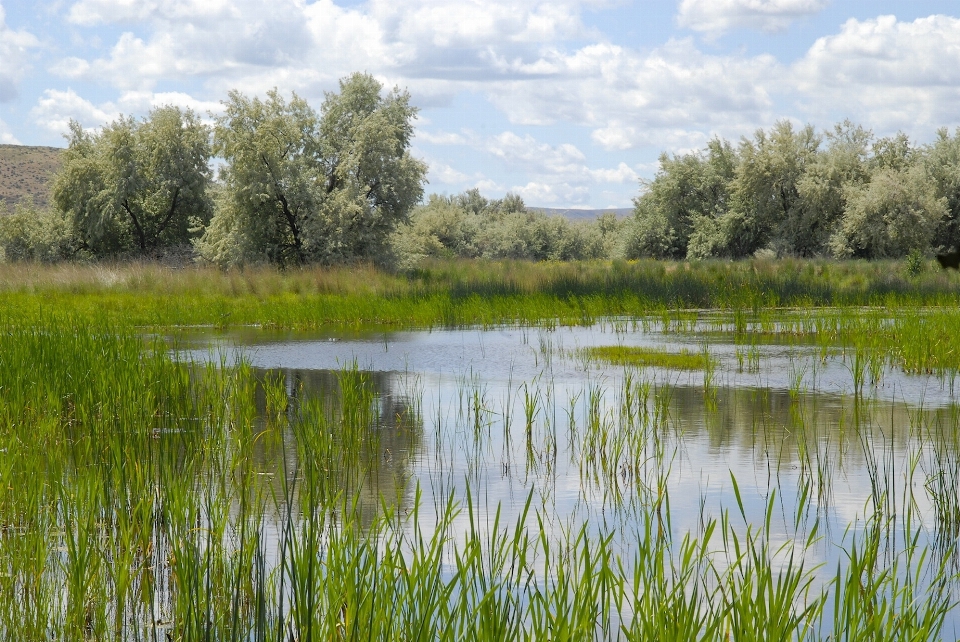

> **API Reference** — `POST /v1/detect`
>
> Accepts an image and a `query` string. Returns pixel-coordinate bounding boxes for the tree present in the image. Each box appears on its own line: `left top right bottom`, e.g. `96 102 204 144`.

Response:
313 73 427 263
924 128 960 253
830 165 947 259
200 89 320 267
720 121 820 258
199 73 427 267
52 106 212 256
625 138 737 260
794 120 873 256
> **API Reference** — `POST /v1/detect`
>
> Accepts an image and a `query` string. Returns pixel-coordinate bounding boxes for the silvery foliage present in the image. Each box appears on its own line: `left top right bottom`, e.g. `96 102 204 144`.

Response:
198 73 427 267
391 189 624 269
627 120 960 260
52 106 213 257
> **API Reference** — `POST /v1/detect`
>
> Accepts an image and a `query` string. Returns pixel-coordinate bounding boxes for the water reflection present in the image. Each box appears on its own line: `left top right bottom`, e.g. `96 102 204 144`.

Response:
244 367 423 528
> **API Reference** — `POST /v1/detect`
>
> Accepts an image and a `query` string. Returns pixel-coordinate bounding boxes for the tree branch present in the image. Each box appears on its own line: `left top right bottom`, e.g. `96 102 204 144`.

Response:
154 186 181 242
121 199 147 252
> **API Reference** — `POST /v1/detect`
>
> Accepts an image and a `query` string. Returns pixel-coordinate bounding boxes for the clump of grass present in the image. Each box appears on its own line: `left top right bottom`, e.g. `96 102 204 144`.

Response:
583 345 710 370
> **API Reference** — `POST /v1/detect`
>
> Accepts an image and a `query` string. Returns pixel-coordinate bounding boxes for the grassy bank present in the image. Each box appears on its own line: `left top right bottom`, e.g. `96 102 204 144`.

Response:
1 257 959 329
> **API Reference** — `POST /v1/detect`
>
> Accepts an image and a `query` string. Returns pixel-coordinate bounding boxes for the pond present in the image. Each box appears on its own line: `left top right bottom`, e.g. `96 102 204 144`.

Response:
176 317 960 637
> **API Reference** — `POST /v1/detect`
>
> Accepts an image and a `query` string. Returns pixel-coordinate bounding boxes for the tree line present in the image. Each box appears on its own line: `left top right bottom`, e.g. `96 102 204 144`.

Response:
2 86 960 266
625 120 960 261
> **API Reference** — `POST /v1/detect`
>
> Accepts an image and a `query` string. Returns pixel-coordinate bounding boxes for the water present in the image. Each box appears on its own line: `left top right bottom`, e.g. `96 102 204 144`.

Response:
179 319 960 634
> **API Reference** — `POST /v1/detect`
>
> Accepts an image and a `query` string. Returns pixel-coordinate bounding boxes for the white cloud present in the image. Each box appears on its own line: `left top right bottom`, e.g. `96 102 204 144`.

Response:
0 4 40 103
415 130 469 146
30 88 119 134
50 0 788 156
117 90 222 115
67 0 232 26
484 39 781 150
677 0 828 35
29 87 225 136
793 15 960 132
510 181 590 205
0 117 19 144
427 162 474 185
52 0 595 98
482 131 639 204
486 131 586 174
587 162 637 184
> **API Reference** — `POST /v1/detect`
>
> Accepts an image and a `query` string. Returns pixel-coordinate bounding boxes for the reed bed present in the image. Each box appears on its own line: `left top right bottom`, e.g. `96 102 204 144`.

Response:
3 310 960 640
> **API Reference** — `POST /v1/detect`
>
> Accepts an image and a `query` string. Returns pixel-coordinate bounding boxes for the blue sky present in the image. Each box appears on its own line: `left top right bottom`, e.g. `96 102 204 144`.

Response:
1 0 959 208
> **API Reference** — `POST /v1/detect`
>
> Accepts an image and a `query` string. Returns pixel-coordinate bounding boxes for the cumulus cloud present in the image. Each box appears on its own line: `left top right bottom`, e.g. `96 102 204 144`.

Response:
57 0 351 92
31 88 119 134
51 0 787 154
30 87 226 136
0 4 40 103
55 0 589 96
415 130 469 146
483 39 781 150
483 131 638 204
67 0 231 25
117 90 222 115
425 161 475 185
677 0 828 35
417 128 639 204
793 14 960 131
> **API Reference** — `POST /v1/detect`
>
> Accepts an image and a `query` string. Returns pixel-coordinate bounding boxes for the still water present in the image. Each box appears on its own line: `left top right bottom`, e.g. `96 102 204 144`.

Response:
180 319 960 632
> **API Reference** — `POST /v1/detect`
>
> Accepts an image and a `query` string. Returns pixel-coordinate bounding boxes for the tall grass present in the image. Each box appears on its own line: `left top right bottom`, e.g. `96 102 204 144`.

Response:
4 281 960 637
1 257 960 330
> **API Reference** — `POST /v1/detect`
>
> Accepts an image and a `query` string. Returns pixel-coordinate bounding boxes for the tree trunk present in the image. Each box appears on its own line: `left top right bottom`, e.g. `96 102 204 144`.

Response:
121 200 147 252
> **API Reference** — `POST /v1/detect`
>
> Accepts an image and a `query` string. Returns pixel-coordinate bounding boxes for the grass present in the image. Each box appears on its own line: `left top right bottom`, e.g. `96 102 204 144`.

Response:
583 345 710 370
0 256 959 331
3 258 960 639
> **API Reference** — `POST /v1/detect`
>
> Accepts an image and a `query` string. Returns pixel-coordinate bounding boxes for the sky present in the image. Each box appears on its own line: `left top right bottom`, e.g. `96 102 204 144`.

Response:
1 0 959 209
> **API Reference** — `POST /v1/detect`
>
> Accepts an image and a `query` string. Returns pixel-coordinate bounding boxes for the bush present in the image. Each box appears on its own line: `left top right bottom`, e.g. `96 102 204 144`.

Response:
0 200 78 263
390 190 625 268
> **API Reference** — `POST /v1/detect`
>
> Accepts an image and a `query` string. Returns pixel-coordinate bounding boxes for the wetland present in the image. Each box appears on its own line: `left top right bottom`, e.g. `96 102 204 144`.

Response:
5 259 960 640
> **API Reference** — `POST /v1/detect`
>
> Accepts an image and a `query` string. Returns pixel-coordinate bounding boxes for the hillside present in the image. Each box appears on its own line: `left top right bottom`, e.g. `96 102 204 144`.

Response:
0 145 63 210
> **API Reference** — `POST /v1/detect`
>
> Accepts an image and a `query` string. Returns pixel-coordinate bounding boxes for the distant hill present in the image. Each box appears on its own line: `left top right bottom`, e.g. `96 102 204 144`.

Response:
528 207 633 221
0 145 64 210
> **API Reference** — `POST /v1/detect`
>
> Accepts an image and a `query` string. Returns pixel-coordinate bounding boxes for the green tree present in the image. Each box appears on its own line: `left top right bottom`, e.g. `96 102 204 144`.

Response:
794 120 873 256
52 106 212 256
200 89 320 267
830 165 947 259
0 198 76 262
626 138 737 260
199 73 427 267
719 121 820 258
391 194 480 265
313 73 428 263
925 128 960 252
